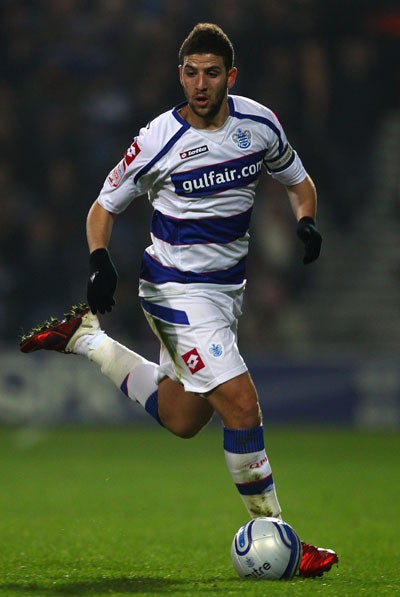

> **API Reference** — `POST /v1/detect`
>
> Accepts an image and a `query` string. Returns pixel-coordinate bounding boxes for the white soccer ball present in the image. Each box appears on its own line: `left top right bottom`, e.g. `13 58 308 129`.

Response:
231 517 302 580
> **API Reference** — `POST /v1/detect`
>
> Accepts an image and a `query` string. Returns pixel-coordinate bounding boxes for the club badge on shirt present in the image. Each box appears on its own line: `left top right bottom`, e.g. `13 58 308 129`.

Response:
232 128 252 149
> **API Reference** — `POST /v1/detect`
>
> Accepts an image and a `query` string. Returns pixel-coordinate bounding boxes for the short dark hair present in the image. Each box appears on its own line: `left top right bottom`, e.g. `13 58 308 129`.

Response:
179 23 234 71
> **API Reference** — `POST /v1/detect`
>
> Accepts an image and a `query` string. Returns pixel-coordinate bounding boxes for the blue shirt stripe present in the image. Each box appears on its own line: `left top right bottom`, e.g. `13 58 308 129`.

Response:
171 150 266 198
150 207 252 245
140 251 247 285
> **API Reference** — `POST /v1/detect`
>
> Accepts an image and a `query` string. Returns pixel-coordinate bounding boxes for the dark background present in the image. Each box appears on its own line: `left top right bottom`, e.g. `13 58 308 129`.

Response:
1 0 399 369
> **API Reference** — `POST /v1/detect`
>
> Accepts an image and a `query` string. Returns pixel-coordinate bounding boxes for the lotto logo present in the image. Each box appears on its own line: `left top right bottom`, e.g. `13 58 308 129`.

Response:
124 140 141 165
179 145 208 160
181 348 205 374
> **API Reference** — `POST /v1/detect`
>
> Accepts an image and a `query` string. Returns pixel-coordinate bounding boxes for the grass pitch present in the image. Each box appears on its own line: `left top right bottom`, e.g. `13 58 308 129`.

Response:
0 426 399 596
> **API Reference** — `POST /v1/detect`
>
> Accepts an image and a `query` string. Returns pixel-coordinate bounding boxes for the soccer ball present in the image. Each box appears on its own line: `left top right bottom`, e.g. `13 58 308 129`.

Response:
231 517 302 580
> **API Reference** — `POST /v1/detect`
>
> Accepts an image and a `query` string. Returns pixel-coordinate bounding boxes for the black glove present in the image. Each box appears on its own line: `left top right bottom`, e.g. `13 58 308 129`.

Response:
87 248 118 314
296 216 322 264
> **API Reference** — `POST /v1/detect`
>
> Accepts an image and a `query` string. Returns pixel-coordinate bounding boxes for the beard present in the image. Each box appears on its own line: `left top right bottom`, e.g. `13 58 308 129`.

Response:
186 86 228 122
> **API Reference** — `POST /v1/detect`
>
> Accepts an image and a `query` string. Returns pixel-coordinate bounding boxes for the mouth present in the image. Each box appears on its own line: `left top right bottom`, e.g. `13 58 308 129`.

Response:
193 95 209 108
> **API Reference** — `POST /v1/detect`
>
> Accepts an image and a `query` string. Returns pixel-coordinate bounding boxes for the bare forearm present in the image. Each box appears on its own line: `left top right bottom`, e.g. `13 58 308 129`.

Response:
286 175 317 221
86 200 115 253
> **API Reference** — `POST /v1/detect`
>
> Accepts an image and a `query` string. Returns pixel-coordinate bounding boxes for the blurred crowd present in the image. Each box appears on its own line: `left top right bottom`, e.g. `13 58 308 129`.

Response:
1 0 399 348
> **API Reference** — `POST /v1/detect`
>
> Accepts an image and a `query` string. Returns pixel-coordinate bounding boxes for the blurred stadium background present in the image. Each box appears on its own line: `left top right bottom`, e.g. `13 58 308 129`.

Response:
1 0 399 429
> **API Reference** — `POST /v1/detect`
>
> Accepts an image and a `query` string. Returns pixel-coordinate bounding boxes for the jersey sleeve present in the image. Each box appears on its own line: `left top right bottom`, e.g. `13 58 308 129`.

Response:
263 110 307 186
97 124 156 214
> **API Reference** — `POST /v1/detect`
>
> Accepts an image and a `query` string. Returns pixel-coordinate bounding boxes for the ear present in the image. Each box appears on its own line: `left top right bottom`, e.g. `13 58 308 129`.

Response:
178 65 184 86
227 67 238 90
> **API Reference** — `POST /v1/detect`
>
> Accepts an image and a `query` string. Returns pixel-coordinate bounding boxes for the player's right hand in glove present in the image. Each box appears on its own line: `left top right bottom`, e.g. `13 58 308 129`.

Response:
87 248 118 314
296 217 322 264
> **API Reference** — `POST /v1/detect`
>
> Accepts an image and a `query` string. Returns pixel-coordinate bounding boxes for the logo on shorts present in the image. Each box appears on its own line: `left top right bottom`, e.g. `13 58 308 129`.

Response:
209 343 223 357
181 348 205 374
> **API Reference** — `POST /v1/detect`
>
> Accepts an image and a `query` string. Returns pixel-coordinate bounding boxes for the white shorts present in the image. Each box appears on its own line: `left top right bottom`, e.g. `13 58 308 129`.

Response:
140 286 248 394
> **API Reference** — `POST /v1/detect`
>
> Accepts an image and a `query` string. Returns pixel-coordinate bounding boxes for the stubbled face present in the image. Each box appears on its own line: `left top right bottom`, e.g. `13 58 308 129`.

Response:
179 53 237 129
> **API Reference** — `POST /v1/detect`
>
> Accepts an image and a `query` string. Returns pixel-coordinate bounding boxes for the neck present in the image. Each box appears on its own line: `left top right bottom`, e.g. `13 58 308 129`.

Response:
180 101 230 130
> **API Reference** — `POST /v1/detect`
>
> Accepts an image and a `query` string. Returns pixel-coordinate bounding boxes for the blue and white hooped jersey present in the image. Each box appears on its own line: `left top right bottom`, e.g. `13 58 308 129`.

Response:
97 94 307 296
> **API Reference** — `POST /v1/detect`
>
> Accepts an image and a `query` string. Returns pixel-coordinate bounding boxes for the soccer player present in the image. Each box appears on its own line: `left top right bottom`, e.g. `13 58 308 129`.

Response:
20 23 337 577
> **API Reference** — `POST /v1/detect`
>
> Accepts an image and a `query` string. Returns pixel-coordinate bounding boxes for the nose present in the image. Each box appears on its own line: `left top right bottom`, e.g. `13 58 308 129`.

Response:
195 73 207 91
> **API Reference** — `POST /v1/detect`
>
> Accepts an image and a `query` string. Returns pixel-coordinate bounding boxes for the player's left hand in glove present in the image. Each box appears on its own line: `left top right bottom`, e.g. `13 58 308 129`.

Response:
87 248 118 314
296 217 322 264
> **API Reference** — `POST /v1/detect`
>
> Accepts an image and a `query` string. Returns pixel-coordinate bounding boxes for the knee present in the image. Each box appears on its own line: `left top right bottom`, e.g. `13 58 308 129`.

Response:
208 372 262 429
212 392 262 429
229 399 262 429
158 403 211 439
157 381 214 438
162 417 205 439
173 427 201 440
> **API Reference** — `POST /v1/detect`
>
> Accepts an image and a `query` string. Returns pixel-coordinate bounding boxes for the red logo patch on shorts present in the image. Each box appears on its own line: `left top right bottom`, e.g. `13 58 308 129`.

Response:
181 348 205 374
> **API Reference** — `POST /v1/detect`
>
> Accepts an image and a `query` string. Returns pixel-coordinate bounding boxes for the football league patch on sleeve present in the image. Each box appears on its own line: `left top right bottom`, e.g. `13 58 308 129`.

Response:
107 158 127 188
